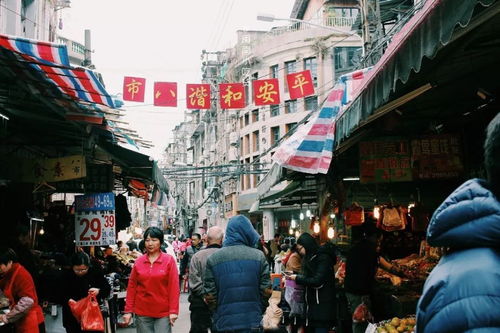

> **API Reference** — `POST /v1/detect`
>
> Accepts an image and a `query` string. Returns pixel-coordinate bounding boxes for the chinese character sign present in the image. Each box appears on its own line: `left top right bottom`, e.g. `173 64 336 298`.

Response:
123 76 146 102
287 70 315 99
253 79 280 106
74 193 116 247
219 83 245 109
21 155 86 182
186 84 211 109
154 82 177 107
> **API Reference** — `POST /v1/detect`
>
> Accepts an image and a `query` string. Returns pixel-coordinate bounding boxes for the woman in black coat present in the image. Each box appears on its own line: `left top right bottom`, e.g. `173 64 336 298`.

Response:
59 252 110 333
287 233 337 333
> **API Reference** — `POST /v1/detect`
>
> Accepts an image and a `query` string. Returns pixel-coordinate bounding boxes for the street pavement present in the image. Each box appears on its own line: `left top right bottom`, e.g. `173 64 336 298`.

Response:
118 292 191 332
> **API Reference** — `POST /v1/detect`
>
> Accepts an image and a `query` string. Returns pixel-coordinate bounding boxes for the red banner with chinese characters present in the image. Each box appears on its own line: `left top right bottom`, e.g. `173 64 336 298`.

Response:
186 84 211 109
253 78 280 106
123 76 146 102
359 138 413 184
154 82 177 107
219 83 245 109
287 70 315 99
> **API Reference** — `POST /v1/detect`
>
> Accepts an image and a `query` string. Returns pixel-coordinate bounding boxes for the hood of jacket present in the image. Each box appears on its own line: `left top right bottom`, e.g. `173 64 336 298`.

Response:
297 232 319 257
427 178 500 248
223 215 260 247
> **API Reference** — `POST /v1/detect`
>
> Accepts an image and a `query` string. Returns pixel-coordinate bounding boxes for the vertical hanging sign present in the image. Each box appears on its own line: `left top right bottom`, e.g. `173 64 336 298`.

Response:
74 192 116 246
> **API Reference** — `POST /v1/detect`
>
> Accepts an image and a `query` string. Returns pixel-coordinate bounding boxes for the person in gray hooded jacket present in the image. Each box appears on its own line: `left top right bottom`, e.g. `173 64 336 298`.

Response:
204 215 271 333
416 112 500 332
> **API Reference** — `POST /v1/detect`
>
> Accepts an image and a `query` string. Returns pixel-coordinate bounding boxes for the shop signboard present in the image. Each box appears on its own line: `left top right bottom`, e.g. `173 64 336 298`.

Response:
6 155 86 183
74 192 115 246
360 138 412 184
411 134 463 179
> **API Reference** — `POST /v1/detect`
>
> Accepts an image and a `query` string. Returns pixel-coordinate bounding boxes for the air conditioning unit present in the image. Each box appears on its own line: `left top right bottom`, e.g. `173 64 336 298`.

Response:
229 132 239 146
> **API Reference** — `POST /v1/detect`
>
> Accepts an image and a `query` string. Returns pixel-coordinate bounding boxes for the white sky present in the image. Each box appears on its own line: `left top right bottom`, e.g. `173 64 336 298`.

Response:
61 0 296 160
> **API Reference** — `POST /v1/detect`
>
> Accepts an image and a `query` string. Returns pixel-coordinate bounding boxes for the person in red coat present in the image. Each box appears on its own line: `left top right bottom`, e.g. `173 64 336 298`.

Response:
122 227 179 332
0 248 45 333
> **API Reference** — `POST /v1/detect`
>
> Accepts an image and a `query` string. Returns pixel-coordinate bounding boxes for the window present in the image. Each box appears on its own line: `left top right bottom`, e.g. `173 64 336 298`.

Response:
270 105 280 117
284 61 297 91
251 72 259 104
271 126 280 145
244 113 250 126
251 109 259 122
285 100 298 114
305 96 318 111
303 57 318 87
326 7 360 18
334 47 362 76
252 131 260 153
244 158 251 190
240 116 244 129
270 64 279 79
286 123 298 133
245 134 250 155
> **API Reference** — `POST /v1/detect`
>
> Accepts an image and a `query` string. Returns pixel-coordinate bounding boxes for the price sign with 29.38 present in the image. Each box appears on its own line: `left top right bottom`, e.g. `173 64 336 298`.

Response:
75 210 116 246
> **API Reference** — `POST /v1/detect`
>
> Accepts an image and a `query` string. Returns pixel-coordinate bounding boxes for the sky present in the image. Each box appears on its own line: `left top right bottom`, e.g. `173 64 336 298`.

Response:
60 0 296 160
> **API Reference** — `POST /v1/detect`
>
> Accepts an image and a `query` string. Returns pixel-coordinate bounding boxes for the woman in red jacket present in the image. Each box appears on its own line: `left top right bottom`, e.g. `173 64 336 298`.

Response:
0 248 45 333
122 227 179 332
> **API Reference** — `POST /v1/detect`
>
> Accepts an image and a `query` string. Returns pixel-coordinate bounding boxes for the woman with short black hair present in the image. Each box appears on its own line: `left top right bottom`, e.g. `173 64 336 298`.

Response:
122 227 179 332
0 247 45 332
60 251 110 333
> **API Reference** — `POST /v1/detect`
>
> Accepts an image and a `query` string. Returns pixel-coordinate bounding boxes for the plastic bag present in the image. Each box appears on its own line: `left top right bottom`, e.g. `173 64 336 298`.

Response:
80 295 104 331
352 301 373 323
284 279 305 318
68 294 104 331
68 296 88 323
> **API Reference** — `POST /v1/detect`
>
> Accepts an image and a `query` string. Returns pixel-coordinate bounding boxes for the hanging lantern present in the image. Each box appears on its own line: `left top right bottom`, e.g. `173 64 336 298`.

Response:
330 213 335 219
373 206 380 220
289 227 294 235
299 212 304 220
39 226 45 235
313 221 320 234
306 209 311 218
327 226 335 239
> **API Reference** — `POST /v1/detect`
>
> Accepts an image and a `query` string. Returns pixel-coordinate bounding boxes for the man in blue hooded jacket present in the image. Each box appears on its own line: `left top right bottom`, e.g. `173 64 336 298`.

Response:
416 113 500 332
204 215 271 333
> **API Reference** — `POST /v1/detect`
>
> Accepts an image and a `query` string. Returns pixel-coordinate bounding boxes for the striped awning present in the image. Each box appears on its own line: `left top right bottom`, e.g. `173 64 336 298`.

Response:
272 68 371 174
0 34 115 108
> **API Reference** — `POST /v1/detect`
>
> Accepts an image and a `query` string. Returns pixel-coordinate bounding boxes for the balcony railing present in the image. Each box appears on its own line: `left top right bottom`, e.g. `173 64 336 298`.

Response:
266 16 357 37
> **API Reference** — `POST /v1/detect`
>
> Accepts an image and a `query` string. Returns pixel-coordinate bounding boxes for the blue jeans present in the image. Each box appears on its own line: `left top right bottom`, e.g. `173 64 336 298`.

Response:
136 315 171 333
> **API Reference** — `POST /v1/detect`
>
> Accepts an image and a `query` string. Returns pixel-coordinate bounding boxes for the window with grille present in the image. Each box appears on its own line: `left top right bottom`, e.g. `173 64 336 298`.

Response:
333 47 362 76
271 126 280 145
270 105 280 117
304 57 318 87
285 100 297 114
270 64 279 79
305 96 318 111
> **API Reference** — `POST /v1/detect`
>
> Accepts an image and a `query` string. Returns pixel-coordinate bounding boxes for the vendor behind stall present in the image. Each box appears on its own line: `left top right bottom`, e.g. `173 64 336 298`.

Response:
344 222 408 333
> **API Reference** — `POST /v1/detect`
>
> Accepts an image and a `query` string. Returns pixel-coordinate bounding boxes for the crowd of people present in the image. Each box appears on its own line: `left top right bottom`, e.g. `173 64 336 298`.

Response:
1 113 500 332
